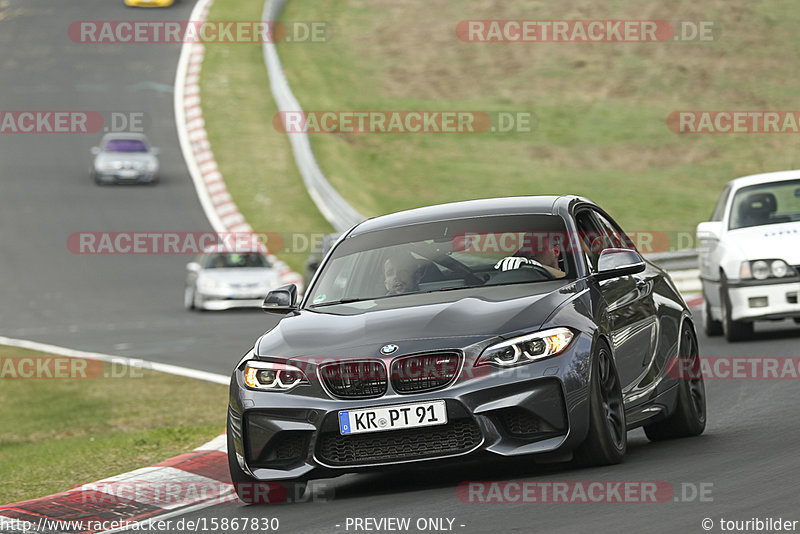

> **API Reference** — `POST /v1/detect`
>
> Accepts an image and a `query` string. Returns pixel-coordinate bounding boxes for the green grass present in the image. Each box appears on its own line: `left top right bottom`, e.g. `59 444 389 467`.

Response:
0 346 227 504
260 0 800 246
200 0 333 273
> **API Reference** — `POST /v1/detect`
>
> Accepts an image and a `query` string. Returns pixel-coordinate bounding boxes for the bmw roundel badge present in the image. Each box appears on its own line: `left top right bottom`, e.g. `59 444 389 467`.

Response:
380 344 398 355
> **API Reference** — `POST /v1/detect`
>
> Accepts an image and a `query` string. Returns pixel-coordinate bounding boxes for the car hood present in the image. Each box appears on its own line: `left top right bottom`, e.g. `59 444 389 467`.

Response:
725 221 800 264
256 281 581 358
200 268 279 285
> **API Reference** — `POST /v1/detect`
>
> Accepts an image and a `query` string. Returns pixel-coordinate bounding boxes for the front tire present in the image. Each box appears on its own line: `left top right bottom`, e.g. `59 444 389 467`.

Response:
184 286 196 310
702 293 723 337
227 419 307 504
644 325 706 441
721 279 753 342
575 341 626 466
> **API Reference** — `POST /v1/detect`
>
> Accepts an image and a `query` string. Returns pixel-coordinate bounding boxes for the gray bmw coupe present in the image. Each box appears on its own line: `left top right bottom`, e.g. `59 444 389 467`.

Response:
227 196 706 503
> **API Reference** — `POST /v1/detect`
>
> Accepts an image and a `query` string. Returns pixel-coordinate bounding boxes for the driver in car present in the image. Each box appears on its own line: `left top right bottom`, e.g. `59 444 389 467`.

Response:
494 232 566 278
384 253 424 295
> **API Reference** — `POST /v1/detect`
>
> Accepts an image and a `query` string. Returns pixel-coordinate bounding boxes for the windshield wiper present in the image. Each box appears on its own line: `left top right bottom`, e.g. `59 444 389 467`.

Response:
311 297 368 307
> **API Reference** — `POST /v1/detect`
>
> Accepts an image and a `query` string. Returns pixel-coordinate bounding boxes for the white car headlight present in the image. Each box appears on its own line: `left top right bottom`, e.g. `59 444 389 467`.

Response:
476 327 575 367
752 260 770 280
771 259 789 278
243 361 309 391
199 278 225 291
740 259 796 281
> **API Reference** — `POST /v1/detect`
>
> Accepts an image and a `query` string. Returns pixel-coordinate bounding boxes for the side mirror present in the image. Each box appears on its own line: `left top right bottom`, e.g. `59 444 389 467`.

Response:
262 284 298 314
91 146 101 155
151 147 160 156
696 221 723 242
595 248 646 281
186 262 201 272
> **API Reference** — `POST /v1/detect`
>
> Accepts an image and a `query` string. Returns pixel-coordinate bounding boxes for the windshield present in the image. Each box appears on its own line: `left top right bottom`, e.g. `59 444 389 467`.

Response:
203 252 271 269
729 179 800 230
104 139 148 153
307 214 574 307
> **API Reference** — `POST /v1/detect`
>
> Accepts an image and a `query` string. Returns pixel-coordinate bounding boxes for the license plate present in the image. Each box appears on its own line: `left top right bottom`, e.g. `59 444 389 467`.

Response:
338 400 447 435
119 170 138 178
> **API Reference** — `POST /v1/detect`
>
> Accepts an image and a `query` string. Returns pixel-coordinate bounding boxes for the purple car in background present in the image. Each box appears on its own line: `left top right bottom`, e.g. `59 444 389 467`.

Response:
90 132 160 185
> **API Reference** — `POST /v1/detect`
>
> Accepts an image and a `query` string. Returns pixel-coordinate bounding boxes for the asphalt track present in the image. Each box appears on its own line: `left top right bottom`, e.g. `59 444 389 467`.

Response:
2 1 800 533
0 0 278 376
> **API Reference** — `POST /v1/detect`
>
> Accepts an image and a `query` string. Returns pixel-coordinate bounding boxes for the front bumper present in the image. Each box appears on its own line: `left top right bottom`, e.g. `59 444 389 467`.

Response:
196 296 264 311
728 281 800 321
124 0 174 6
228 334 598 482
95 170 157 183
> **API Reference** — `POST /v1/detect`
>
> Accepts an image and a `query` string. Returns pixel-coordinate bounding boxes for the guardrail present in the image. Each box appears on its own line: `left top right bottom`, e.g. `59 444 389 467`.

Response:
261 0 366 233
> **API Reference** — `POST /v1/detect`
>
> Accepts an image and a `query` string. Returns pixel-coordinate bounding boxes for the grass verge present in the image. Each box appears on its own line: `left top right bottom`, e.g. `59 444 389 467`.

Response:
268 0 800 245
0 346 227 504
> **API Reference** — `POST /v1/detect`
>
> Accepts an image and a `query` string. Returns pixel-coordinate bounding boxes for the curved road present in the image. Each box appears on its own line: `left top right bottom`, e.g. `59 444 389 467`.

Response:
0 0 277 375
2 1 799 533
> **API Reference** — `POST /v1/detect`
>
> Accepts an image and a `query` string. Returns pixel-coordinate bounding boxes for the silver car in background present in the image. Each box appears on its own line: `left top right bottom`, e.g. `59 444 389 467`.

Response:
91 133 159 184
185 246 283 311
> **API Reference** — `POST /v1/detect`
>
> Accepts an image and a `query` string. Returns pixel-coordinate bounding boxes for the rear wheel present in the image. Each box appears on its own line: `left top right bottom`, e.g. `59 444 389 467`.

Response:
227 419 307 504
644 325 706 441
702 293 723 337
721 279 753 342
575 341 626 466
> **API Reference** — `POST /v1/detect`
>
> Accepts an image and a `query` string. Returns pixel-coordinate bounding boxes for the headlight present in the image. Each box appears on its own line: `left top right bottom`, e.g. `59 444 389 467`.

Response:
752 260 770 280
199 278 225 291
771 259 789 278
740 259 796 281
476 327 575 367
146 161 158 172
243 361 309 391
96 162 115 171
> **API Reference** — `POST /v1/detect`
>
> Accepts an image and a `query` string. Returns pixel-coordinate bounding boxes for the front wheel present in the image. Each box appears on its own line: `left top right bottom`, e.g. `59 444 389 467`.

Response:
644 325 706 441
575 341 626 466
702 293 723 337
184 286 195 310
721 281 753 342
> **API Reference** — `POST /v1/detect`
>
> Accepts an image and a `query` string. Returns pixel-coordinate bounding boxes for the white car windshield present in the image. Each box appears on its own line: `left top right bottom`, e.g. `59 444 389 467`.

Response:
729 179 800 230
203 253 270 269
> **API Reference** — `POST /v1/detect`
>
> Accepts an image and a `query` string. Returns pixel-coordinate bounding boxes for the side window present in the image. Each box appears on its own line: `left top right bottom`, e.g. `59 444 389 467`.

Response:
710 184 732 222
593 211 636 250
574 210 604 271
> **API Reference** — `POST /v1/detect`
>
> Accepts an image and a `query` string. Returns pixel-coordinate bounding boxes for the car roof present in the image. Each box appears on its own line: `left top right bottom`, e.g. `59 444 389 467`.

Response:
349 195 584 236
727 169 800 190
202 244 267 254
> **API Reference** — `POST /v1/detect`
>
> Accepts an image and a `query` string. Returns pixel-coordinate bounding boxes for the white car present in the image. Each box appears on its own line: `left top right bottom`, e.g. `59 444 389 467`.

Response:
185 246 284 311
697 170 800 341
